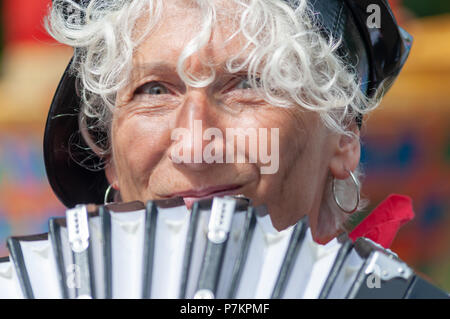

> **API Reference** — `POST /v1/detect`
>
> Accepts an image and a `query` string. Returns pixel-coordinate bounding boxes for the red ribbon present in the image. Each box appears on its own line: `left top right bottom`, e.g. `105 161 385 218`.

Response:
349 194 415 249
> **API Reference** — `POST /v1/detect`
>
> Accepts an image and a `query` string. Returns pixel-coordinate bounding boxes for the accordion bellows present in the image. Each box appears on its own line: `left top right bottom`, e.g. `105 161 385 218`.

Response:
0 197 448 299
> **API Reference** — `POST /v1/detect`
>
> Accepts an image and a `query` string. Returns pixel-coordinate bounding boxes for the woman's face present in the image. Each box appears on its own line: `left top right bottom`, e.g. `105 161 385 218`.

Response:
106 1 359 242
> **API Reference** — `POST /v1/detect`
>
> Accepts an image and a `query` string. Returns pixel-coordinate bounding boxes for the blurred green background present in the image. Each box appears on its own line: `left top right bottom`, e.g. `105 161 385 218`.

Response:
403 0 450 17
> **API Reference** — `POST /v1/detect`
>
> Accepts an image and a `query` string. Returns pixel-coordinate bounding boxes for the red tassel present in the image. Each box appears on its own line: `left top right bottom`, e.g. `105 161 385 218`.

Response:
349 194 415 248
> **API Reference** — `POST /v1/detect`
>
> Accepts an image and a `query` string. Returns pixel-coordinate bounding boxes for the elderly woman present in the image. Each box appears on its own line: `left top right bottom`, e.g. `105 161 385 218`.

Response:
43 0 412 247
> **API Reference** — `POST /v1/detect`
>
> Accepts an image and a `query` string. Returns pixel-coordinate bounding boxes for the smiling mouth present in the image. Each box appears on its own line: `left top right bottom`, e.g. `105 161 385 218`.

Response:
167 184 243 210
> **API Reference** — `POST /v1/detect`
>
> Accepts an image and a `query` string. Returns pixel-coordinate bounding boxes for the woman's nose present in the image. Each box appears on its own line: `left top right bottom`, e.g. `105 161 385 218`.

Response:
168 90 225 171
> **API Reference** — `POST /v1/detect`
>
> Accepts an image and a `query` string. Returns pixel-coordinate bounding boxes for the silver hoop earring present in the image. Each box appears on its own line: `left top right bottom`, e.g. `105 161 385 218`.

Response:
104 184 114 205
332 169 360 214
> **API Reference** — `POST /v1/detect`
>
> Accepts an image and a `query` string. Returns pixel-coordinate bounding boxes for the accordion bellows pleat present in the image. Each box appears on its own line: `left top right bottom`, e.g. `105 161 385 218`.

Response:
0 197 448 299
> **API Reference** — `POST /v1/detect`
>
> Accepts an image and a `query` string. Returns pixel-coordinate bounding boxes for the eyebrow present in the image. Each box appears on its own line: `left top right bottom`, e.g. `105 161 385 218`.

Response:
130 62 177 80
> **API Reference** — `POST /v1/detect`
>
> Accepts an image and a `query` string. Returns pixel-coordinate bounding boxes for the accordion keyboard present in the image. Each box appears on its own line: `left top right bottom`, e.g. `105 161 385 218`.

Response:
0 196 448 299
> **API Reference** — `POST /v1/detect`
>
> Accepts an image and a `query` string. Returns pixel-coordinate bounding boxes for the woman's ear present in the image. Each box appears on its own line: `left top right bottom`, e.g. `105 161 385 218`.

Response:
329 125 361 179
105 159 119 190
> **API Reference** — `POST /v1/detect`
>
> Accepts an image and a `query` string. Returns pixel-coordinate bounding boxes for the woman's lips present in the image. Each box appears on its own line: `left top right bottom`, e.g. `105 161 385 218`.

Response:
167 184 243 210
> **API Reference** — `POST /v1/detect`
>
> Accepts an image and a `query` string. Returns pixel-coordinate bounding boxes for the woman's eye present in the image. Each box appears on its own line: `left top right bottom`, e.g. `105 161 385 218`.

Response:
234 77 261 90
135 82 170 95
236 78 252 90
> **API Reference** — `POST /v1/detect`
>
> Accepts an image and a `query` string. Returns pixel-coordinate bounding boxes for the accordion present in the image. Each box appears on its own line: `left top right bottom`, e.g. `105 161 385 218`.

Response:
0 196 448 299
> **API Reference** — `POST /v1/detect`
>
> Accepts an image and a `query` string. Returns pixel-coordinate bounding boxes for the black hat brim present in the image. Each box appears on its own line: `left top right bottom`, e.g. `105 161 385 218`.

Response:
44 58 109 208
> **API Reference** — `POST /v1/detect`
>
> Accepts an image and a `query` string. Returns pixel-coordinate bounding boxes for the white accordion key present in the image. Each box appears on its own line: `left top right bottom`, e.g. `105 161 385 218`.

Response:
234 212 294 299
0 258 23 299
149 200 191 299
106 204 146 299
301 234 341 299
7 234 62 299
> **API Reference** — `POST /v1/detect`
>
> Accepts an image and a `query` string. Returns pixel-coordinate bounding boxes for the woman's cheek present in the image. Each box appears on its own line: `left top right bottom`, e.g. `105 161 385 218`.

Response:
113 116 171 181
